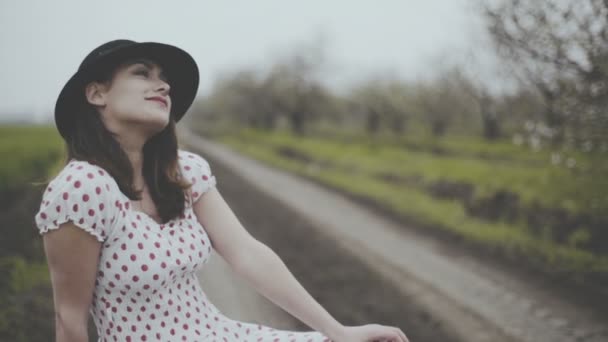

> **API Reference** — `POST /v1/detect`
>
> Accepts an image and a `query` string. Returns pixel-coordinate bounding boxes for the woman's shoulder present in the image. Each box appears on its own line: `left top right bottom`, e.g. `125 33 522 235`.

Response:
45 159 120 201
51 159 114 184
177 149 217 202
36 159 122 242
178 148 207 162
178 148 212 170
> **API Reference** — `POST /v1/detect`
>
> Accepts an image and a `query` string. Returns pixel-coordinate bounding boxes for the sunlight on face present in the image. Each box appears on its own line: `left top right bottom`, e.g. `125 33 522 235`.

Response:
98 58 172 137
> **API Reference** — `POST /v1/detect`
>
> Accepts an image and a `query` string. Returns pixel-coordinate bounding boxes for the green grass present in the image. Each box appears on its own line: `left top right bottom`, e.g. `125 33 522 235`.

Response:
0 125 65 190
0 124 62 341
227 127 605 214
0 256 49 294
312 123 560 164
212 127 608 274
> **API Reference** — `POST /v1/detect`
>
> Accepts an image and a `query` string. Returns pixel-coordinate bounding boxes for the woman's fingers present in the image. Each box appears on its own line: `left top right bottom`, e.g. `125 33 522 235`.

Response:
370 325 409 342
395 327 409 342
385 326 408 342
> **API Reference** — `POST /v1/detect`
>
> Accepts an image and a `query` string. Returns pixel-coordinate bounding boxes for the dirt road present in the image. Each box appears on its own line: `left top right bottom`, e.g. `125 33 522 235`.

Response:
178 127 608 342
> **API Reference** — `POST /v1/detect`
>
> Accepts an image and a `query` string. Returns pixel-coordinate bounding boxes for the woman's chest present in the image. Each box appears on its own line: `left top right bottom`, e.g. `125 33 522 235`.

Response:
96 209 213 291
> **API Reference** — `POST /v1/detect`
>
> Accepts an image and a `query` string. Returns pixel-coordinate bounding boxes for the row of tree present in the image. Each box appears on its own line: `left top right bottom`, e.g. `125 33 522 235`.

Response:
192 0 608 155
193 55 538 141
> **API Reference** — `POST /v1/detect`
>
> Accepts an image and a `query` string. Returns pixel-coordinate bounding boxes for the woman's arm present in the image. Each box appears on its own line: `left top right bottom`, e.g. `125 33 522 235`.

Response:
193 187 345 339
42 222 101 342
236 239 346 338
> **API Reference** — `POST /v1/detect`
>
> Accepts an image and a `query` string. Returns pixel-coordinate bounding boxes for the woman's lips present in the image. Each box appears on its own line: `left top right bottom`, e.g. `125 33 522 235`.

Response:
147 98 168 107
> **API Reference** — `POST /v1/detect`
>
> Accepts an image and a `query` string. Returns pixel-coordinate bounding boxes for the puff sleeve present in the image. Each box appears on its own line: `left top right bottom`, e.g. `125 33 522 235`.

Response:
179 149 217 204
34 161 119 242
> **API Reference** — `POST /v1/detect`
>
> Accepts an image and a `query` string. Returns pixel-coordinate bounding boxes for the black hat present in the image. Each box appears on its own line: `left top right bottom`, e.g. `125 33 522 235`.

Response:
54 39 199 140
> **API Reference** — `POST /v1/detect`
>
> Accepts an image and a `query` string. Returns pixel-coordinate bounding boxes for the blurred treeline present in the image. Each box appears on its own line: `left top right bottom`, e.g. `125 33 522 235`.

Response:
187 0 608 285
195 0 608 156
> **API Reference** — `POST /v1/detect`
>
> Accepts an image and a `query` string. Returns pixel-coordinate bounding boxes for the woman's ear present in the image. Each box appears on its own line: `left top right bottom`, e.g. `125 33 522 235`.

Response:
85 81 107 107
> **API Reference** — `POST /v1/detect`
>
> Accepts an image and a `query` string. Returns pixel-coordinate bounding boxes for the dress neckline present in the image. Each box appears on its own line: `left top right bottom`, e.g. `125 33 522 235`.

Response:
67 158 187 227
117 191 183 227
115 192 161 225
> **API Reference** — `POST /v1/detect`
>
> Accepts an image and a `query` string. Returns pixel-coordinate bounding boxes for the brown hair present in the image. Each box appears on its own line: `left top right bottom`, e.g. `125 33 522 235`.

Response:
49 58 193 224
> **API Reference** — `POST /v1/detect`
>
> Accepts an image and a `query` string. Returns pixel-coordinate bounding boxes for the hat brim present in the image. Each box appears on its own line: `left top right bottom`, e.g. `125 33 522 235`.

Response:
55 42 199 139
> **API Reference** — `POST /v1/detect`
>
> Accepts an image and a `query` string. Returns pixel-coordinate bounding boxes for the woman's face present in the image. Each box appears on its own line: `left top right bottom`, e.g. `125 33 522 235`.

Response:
87 58 172 139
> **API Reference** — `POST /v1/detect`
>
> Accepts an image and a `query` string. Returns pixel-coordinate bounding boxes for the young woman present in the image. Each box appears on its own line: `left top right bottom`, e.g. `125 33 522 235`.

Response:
35 39 409 342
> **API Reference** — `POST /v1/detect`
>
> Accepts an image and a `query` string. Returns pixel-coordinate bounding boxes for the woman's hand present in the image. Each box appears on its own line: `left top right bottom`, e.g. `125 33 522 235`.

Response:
329 323 410 342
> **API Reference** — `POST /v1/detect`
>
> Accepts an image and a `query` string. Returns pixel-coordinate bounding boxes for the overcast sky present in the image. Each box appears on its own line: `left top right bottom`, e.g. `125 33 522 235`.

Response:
0 0 490 122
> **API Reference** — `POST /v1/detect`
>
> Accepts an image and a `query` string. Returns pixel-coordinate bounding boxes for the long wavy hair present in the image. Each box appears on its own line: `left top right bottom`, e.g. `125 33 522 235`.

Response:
49 58 193 224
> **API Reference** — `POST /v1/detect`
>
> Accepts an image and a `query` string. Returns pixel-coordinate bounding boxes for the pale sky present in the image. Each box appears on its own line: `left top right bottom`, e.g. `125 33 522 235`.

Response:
0 0 489 123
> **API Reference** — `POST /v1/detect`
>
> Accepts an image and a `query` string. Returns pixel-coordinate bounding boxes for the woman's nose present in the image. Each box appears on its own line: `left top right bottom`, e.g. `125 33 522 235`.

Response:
156 79 170 95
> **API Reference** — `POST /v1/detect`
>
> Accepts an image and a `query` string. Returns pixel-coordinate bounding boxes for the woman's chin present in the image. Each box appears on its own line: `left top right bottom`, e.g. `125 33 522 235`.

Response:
146 110 170 124
138 114 170 135
151 117 170 131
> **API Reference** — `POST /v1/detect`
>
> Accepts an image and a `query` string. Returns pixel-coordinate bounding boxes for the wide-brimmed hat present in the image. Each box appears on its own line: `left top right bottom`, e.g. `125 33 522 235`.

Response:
54 39 199 140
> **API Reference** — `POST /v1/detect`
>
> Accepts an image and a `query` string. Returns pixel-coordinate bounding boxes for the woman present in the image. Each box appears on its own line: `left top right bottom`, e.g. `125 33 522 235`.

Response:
35 39 409 342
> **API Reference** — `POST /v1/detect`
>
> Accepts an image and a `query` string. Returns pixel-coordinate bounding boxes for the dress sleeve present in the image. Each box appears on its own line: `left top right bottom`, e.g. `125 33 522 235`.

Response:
34 162 119 242
179 150 217 204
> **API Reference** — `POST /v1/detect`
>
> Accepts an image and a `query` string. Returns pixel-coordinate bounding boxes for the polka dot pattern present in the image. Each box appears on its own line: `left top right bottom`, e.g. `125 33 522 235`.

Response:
181 150 217 205
34 149 332 341
35 160 118 242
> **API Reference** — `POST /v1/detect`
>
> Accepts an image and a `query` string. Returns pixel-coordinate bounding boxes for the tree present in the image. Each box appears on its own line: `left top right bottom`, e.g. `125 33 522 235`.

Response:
483 0 608 148
262 37 331 136
196 69 280 130
414 66 475 137
482 0 608 216
348 78 411 137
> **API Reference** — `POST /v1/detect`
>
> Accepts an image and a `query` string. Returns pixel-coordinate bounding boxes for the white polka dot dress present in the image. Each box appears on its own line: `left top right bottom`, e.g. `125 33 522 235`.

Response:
35 149 332 342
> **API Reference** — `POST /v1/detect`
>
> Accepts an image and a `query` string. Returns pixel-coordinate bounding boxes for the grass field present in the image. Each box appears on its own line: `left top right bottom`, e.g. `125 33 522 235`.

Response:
0 125 65 191
209 127 608 277
0 125 66 341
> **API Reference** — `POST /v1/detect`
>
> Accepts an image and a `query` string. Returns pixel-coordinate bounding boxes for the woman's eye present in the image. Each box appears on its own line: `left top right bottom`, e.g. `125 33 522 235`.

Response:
135 69 149 76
